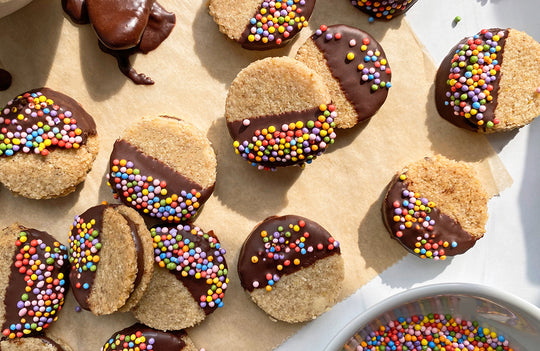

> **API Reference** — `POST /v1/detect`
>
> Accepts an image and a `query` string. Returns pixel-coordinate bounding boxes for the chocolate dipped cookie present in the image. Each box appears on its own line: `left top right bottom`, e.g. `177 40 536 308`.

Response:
382 156 489 260
435 28 540 133
0 88 98 199
0 224 69 339
62 0 176 85
132 224 228 330
102 323 198 351
225 57 337 171
237 215 344 323
0 335 73 350
209 0 314 50
351 0 418 20
107 116 216 223
68 204 154 315
296 24 392 128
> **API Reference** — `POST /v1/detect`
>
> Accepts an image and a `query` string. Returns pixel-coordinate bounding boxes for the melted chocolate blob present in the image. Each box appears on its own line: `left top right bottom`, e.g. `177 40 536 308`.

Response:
103 323 187 350
435 28 508 132
237 215 340 292
383 175 477 259
311 24 391 124
62 0 176 85
0 69 12 91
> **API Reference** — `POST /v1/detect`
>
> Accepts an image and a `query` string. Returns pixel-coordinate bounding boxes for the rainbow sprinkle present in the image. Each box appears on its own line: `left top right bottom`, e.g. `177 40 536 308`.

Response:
443 29 505 129
68 215 101 292
103 330 155 351
233 104 337 171
152 225 228 310
246 0 309 46
107 159 202 223
0 91 84 157
351 0 416 20
2 231 68 339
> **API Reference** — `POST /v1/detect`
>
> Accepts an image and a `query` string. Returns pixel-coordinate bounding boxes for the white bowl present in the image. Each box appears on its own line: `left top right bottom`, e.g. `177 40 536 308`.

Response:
324 283 540 350
0 0 33 19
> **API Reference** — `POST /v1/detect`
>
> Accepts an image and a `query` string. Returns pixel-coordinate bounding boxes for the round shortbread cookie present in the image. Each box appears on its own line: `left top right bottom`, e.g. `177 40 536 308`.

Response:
107 116 216 223
0 224 69 339
237 215 344 323
68 204 154 315
102 323 198 351
0 335 73 350
0 88 98 199
351 0 418 20
382 155 489 260
225 57 337 170
296 24 392 128
132 224 229 330
435 28 540 133
209 0 315 50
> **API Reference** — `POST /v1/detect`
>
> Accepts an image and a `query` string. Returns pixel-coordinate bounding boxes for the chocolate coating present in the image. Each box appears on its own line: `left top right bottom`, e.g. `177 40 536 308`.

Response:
237 215 340 292
238 0 316 50
38 336 67 350
102 323 187 351
435 28 508 132
0 69 12 91
311 24 391 123
108 139 214 222
382 175 477 259
351 0 418 20
62 0 175 85
2 227 69 338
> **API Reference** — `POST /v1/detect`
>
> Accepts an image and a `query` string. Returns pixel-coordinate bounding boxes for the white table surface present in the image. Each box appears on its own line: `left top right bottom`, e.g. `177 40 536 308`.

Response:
279 1 540 349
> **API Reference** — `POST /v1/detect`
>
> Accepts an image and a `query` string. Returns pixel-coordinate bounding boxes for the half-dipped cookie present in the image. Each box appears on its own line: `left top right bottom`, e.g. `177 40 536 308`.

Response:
225 57 337 170
209 0 314 50
382 156 489 260
102 323 198 351
0 88 98 199
0 224 68 339
107 116 216 223
132 224 228 330
296 24 392 128
435 28 540 133
68 204 154 315
0 335 73 350
351 0 418 20
237 215 344 323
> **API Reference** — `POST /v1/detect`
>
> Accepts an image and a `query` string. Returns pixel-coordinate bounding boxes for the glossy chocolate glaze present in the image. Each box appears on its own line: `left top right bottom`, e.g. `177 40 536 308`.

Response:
62 0 175 85
383 175 477 258
435 28 508 132
69 205 146 310
239 0 316 50
352 0 418 20
237 215 340 292
103 323 187 350
2 227 69 336
0 69 12 91
311 24 390 123
1 87 97 141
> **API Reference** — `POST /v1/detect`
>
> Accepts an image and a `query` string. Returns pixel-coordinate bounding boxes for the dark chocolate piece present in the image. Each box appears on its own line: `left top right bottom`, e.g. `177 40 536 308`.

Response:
351 0 418 20
237 215 340 292
382 174 477 259
151 224 228 315
0 69 12 91
2 227 69 338
102 323 187 351
311 24 391 124
62 0 175 85
435 28 508 132
238 0 316 50
108 139 214 223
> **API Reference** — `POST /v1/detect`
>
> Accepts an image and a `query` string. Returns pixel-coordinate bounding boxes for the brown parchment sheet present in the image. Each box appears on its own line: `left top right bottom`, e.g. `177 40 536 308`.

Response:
0 0 512 350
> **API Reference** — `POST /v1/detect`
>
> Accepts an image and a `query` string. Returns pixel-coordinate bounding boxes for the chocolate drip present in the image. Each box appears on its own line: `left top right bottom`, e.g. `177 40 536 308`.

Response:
311 25 390 123
103 323 187 350
237 215 340 292
435 28 508 132
62 0 176 85
383 175 477 257
238 0 316 50
0 69 12 91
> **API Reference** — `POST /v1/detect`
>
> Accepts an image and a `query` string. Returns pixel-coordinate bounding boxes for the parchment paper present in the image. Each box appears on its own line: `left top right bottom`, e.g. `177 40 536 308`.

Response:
0 0 512 350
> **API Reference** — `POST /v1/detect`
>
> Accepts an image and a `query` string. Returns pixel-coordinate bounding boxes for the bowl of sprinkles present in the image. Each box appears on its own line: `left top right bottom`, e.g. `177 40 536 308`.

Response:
324 283 540 351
